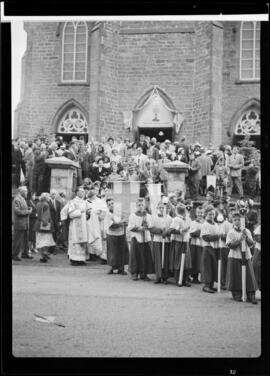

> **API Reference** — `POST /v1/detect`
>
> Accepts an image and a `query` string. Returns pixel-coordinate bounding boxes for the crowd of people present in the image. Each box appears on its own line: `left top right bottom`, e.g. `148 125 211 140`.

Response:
12 181 261 304
12 133 261 200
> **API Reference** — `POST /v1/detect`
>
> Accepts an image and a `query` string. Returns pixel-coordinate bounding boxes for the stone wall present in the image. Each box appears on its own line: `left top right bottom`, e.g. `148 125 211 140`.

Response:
192 22 212 145
117 21 196 143
14 21 260 147
15 22 91 139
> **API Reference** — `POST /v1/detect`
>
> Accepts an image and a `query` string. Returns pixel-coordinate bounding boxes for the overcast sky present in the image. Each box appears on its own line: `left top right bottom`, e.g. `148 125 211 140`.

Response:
11 21 27 136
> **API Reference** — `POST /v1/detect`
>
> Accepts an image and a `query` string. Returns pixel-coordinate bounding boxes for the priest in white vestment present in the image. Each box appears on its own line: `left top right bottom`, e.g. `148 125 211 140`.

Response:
67 187 92 266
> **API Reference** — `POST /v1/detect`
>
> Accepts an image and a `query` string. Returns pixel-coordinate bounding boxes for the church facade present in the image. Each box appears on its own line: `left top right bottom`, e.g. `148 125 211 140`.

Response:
14 21 261 146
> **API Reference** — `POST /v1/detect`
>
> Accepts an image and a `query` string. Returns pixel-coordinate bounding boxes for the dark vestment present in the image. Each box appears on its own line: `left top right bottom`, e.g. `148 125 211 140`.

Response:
152 242 170 280
106 234 129 269
129 238 155 275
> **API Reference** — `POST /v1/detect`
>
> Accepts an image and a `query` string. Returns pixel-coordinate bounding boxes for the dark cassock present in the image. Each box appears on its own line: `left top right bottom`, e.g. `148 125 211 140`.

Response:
217 218 232 289
226 214 257 303
189 209 204 283
127 198 154 281
104 199 129 275
150 203 172 284
200 210 220 293
169 206 192 287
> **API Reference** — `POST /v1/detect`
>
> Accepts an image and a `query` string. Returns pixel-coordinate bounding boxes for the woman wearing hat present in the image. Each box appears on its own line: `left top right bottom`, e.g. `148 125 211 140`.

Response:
35 192 56 262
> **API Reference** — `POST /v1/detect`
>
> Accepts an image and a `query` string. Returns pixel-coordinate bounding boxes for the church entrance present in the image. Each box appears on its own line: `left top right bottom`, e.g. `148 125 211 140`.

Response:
137 127 173 143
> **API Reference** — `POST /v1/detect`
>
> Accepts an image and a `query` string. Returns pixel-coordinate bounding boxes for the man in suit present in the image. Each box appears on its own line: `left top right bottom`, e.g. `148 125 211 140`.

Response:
133 147 148 170
48 189 62 254
92 158 110 182
227 146 244 197
12 186 33 261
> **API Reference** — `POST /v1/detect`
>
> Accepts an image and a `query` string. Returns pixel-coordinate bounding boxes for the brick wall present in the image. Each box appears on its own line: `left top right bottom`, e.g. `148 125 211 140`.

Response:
222 22 260 144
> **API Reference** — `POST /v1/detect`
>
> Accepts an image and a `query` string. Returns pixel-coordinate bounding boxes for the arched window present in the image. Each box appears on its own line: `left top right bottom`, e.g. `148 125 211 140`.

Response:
240 21 260 81
235 109 260 136
57 107 88 134
61 21 88 83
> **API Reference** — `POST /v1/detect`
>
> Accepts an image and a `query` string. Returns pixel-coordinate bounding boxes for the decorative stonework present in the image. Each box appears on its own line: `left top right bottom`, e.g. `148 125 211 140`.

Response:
58 108 88 133
235 109 260 135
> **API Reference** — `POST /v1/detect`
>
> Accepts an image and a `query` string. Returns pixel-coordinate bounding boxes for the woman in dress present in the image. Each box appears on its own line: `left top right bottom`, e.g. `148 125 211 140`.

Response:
35 192 56 262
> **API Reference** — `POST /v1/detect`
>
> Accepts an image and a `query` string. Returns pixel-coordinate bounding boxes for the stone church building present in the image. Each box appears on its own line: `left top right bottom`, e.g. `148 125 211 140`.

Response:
14 21 261 146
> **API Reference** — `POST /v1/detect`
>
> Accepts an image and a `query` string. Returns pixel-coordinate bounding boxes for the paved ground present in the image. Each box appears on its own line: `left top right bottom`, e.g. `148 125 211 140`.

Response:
12 253 261 358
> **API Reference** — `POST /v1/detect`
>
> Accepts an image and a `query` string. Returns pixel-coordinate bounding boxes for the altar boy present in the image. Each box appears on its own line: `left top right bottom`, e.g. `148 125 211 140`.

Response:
128 198 154 281
200 205 221 293
189 206 204 283
169 204 192 287
150 201 172 284
226 211 257 304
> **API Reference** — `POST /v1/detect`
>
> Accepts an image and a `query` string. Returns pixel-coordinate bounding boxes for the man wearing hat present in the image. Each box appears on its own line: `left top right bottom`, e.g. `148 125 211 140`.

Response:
12 186 33 261
198 148 213 196
226 211 257 303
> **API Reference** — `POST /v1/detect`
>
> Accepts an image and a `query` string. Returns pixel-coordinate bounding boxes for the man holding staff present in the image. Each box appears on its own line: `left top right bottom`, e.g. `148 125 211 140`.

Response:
226 211 257 304
150 200 172 284
189 206 204 284
104 197 129 275
128 198 154 281
169 204 192 287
